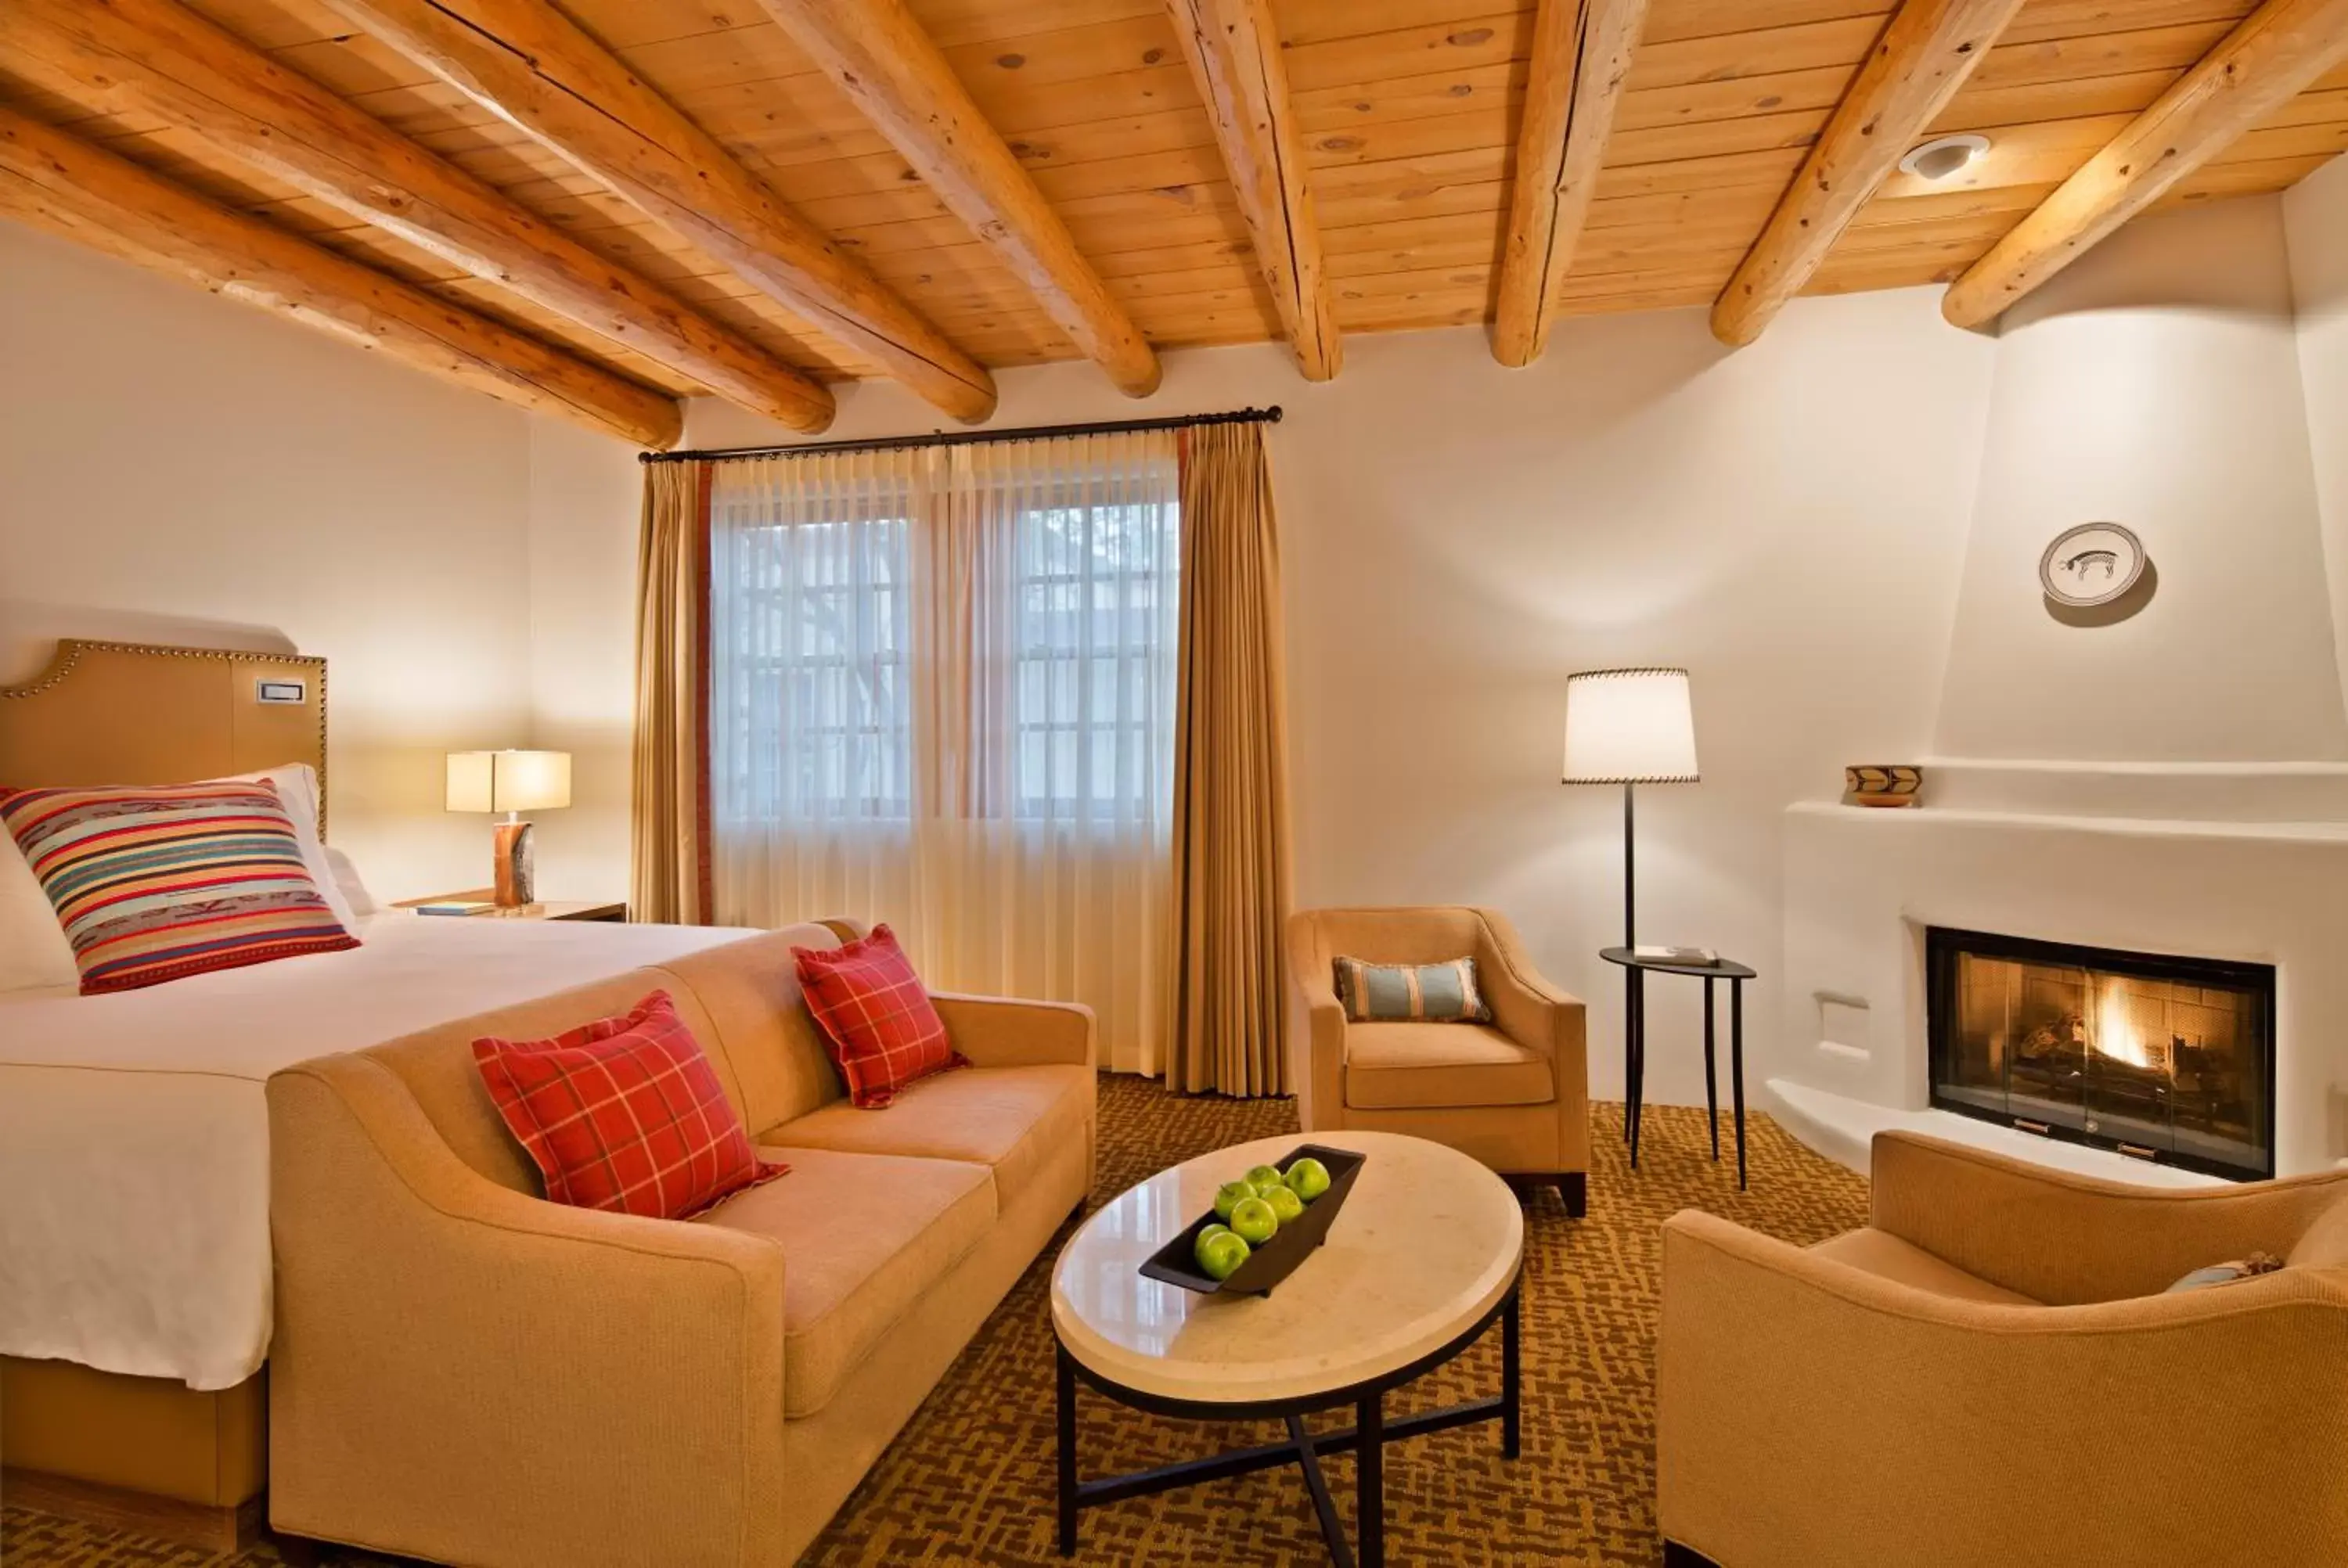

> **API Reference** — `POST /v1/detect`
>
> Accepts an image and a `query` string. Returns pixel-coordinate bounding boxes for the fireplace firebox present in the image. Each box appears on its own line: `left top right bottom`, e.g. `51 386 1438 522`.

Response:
1925 927 2275 1181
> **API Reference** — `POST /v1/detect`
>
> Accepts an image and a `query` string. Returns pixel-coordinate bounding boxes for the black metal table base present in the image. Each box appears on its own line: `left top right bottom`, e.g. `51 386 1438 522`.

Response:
1609 955 1751 1190
1056 1278 1522 1565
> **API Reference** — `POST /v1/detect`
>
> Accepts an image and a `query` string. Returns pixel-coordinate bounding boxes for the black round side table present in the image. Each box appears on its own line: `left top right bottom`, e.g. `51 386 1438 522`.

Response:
1598 948 1757 1189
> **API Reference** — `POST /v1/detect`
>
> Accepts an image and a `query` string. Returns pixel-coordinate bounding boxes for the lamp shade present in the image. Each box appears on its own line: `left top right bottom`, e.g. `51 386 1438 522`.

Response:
446 750 572 814
1561 668 1698 783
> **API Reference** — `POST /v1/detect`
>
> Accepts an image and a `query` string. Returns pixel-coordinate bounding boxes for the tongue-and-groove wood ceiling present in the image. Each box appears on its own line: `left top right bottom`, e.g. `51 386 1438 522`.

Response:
5 0 2346 440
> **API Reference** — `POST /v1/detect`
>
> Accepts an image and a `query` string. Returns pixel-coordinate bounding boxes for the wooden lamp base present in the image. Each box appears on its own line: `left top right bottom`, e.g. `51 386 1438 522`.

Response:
492 818 536 908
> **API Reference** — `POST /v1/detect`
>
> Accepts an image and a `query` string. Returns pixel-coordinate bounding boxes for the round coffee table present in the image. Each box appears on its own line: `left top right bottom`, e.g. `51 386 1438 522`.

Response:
1050 1130 1524 1566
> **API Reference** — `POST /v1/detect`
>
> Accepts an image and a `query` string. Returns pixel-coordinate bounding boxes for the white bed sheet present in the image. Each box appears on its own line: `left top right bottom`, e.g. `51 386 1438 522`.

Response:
0 913 752 1390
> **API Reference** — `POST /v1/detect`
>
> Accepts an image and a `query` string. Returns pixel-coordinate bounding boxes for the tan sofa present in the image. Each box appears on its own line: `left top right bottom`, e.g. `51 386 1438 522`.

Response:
1287 906 1588 1215
1659 1131 2348 1568
265 922 1094 1568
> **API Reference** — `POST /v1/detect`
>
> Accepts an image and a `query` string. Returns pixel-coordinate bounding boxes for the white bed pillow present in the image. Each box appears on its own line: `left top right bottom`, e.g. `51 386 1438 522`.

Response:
325 844 379 918
0 826 78 991
225 764 363 936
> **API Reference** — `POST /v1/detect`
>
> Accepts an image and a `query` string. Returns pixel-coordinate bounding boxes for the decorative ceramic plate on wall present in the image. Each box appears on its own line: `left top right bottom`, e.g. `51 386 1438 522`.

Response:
2039 522 2145 607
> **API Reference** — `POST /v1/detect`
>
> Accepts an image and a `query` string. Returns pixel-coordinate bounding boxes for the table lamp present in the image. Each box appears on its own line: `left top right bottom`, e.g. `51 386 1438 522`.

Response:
446 749 571 908
1561 668 1698 948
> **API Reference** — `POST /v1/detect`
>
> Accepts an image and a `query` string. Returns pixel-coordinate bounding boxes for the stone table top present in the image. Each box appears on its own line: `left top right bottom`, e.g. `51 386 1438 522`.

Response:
1049 1130 1523 1405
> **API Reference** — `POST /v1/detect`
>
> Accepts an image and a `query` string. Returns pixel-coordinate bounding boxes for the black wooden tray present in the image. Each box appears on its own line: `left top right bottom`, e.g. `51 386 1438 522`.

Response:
1136 1143 1366 1296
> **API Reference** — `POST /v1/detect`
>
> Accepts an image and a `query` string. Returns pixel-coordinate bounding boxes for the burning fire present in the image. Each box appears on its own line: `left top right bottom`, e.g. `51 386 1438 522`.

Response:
2092 980 2157 1070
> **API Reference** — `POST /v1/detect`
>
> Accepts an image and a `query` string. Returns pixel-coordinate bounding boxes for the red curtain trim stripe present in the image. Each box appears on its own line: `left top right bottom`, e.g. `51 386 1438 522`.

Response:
691 460 716 927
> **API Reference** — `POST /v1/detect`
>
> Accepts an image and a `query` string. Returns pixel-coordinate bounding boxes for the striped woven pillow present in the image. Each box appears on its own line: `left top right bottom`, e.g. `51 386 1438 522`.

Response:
0 779 358 994
1334 955 1492 1023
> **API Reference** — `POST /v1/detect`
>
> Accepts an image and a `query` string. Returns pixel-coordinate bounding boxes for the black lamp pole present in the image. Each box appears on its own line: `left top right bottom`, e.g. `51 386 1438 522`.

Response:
1622 781 1636 950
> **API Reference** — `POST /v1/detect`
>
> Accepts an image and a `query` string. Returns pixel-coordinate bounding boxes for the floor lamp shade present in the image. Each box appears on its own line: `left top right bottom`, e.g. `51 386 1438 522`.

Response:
1562 668 1697 951
1561 668 1698 784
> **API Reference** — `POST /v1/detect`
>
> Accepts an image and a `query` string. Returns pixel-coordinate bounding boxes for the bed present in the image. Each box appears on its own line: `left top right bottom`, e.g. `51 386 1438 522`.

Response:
0 638 749 1545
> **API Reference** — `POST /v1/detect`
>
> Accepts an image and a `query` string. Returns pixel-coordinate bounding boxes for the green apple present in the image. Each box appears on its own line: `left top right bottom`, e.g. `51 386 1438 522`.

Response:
1285 1156 1332 1202
1228 1195 1278 1246
1195 1229 1250 1282
1213 1180 1255 1221
1264 1184 1305 1224
1244 1163 1287 1196
1198 1222 1233 1246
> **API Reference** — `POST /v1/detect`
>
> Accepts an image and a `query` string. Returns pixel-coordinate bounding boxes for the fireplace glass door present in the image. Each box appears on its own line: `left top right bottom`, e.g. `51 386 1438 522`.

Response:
1926 928 2274 1181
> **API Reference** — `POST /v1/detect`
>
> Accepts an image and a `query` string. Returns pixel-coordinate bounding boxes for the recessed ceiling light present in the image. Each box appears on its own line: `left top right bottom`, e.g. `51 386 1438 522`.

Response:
1899 134 1990 181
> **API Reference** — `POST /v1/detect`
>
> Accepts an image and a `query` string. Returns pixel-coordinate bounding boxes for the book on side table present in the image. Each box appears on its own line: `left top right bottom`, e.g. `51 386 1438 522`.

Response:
391 891 628 923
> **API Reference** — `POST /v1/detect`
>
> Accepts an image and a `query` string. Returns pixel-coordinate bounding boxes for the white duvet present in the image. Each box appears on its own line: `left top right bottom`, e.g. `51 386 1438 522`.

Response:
0 914 750 1390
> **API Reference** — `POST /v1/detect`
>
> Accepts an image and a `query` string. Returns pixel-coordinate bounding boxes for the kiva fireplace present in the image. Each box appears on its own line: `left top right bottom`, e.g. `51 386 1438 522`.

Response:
1926 927 2276 1181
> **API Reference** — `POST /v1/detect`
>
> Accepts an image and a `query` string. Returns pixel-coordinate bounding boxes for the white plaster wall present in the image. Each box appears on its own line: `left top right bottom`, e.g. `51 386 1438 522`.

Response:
524 415 643 901
0 218 538 901
2286 156 2348 721
682 288 1998 1106
1934 196 2348 763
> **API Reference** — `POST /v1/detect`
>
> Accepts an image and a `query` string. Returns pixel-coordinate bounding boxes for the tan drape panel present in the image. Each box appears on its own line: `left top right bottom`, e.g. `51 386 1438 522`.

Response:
1167 422 1295 1096
630 459 712 924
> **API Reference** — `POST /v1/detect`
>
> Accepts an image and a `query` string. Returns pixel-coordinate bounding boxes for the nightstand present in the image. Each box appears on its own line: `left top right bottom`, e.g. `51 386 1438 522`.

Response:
392 890 628 923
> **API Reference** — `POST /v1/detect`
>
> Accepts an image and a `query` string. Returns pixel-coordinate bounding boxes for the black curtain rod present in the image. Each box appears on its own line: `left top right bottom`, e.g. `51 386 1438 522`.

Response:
640 405 1280 464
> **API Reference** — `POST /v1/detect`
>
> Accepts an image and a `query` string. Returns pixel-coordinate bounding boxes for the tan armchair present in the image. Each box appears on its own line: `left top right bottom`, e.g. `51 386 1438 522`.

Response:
1658 1131 2348 1568
1286 906 1588 1214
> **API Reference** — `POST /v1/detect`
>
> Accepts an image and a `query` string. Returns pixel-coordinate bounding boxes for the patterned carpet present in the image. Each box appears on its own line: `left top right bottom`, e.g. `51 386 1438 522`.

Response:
3 1079 1867 1567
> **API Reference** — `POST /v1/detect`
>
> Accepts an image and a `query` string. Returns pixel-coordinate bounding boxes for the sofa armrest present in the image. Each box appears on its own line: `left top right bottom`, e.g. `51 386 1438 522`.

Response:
266 1055 790 1567
1473 909 1588 1172
1868 1131 2348 1304
930 992 1094 1070
1658 1209 2348 1568
1284 915 1347 1132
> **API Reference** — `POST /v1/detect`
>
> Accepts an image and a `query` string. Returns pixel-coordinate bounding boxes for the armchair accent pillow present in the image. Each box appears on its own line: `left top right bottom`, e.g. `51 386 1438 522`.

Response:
1334 955 1493 1023
473 991 786 1220
2165 1252 2287 1292
793 923 967 1107
0 779 358 994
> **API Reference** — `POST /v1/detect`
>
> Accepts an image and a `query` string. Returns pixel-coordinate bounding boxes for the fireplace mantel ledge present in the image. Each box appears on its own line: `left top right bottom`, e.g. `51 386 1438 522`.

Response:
1767 1079 2225 1189
1792 800 2348 843
1913 757 2348 824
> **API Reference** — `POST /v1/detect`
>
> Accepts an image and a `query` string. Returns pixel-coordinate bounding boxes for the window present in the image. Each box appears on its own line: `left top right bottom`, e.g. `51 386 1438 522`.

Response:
1011 484 1179 821
711 480 914 824
709 433 1179 833
703 427 1186 1081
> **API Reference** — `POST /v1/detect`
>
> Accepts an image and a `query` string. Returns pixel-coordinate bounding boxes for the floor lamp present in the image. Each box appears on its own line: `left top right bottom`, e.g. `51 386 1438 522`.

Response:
1561 667 1699 948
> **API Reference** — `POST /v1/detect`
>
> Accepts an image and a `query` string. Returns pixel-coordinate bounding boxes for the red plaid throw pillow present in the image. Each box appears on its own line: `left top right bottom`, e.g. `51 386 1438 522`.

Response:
472 991 786 1219
793 924 966 1109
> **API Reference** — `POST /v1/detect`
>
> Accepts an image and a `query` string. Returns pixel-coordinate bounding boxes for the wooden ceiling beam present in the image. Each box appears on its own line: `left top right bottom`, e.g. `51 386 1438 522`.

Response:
1167 0 1338 381
755 0 1162 398
0 105 681 448
1492 0 1650 369
1709 0 2027 347
1945 0 2348 329
0 0 835 433
319 0 997 423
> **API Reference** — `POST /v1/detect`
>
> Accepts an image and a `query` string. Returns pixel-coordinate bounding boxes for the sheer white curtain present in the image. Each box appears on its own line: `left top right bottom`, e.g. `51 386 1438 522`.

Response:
708 430 1179 1074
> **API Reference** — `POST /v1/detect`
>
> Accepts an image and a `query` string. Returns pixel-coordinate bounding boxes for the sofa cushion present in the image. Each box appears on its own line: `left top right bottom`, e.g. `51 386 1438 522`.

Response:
765 1064 1091 1213
700 1146 994 1419
1810 1228 2039 1307
1343 1023 1554 1110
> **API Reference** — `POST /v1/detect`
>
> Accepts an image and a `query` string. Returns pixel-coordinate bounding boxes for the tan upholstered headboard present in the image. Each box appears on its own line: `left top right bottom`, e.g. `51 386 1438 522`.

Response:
0 639 329 829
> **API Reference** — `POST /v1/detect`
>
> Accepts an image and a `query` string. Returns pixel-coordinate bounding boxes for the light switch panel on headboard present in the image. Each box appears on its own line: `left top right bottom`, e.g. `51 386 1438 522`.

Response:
256 678 307 705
